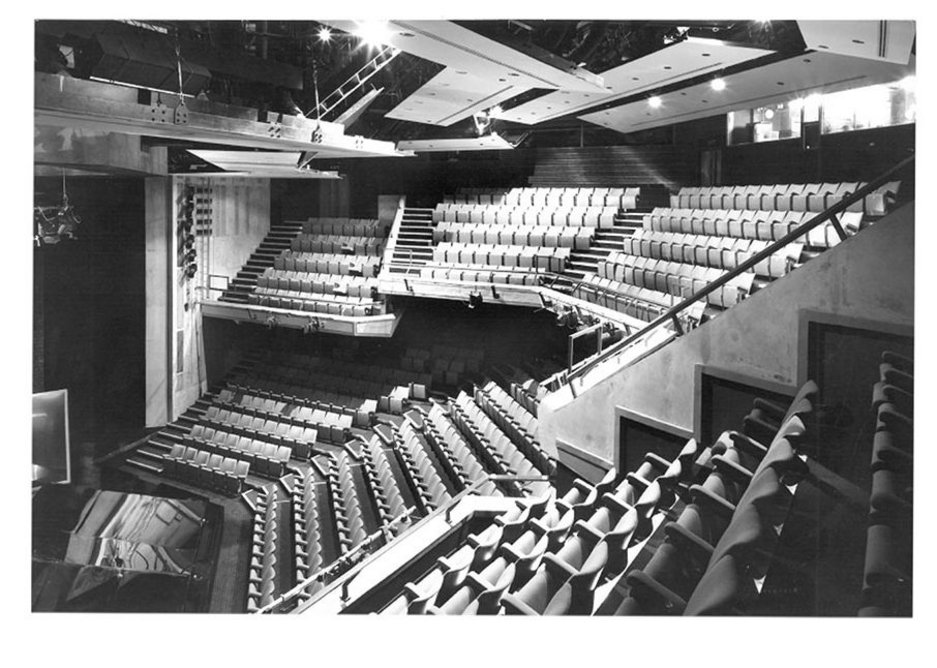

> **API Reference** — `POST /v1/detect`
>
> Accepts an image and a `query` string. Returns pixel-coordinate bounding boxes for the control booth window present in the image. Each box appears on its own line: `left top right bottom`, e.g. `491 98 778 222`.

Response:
727 75 915 146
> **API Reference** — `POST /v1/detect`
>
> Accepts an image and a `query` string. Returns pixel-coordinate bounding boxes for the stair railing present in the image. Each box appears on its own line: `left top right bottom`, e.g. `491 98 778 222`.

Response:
556 153 914 396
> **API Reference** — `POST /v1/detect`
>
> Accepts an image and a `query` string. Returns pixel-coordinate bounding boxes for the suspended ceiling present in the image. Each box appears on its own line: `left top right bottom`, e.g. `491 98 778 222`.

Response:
497 37 771 125
579 50 915 134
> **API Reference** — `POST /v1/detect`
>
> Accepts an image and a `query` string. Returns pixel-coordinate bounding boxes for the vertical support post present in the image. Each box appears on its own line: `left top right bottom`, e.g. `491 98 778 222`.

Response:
145 177 174 427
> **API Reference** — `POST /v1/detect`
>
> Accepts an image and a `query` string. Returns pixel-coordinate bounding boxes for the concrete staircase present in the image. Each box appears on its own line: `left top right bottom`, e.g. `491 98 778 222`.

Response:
220 221 304 303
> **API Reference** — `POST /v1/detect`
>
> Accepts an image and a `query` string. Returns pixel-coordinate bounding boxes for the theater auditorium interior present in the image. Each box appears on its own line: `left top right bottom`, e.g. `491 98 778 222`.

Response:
19 10 930 654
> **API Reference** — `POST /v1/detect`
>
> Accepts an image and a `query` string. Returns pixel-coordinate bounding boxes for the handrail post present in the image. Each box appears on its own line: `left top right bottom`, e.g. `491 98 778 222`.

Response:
828 213 848 242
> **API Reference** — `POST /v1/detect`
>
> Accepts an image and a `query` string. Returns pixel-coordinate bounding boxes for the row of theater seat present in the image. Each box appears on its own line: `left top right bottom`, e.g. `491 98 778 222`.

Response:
292 471 328 599
329 451 371 552
451 392 551 497
186 427 292 477
419 264 543 287
257 270 378 300
670 181 899 216
289 234 385 256
433 243 571 272
443 186 639 209
218 383 371 432
421 405 502 497
575 273 707 327
249 288 386 317
162 444 250 494
599 252 755 309
433 223 596 249
361 437 415 533
273 252 382 277
643 208 861 248
206 400 352 443
623 229 802 279
231 362 424 414
253 352 433 395
377 379 830 616
295 217 386 238
394 420 454 510
860 351 913 616
200 404 317 457
475 380 551 475
246 487 279 612
432 204 620 228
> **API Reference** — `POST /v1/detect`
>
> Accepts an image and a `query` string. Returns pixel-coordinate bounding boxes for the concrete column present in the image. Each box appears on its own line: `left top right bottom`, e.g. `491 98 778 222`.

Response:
144 177 173 426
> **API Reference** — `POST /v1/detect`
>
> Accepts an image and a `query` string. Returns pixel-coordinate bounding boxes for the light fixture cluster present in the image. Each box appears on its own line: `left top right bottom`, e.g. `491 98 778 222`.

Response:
178 185 198 280
34 174 80 247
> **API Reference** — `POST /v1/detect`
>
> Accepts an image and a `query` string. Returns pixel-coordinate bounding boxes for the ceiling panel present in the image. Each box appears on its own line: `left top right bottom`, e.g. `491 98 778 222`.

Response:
323 20 606 92
798 20 915 65
498 37 771 125
579 51 914 135
188 150 341 178
396 133 515 152
386 68 530 126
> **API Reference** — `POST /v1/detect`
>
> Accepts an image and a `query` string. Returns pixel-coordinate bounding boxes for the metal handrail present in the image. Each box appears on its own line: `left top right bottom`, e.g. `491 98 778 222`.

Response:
561 153 914 390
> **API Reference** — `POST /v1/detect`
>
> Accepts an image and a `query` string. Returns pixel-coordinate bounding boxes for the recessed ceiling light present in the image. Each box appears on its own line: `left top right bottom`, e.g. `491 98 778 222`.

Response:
648 96 662 108
508 72 520 77
701 99 708 103
701 53 711 57
710 78 726 91
399 32 415 37
852 39 865 44
456 70 467 75
777 81 785 86
632 77 640 81
680 92 687 96
818 44 829 49
498 78 507 82
663 65 672 70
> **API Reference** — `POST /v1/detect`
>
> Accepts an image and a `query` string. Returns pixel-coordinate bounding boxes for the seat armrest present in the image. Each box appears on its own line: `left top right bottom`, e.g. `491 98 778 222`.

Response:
752 397 787 422
601 492 633 516
644 452 671 473
728 431 768 458
664 522 715 564
689 484 736 519
712 455 754 486
500 593 540 615
542 551 580 580
625 570 687 613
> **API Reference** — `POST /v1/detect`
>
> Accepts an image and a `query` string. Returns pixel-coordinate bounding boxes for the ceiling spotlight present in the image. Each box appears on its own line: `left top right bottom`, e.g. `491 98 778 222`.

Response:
710 78 726 91
354 20 391 48
648 96 662 108
317 27 332 43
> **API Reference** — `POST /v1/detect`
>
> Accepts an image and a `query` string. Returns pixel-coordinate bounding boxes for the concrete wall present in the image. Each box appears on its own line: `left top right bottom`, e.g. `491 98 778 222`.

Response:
539 203 915 466
145 178 173 427
203 177 271 281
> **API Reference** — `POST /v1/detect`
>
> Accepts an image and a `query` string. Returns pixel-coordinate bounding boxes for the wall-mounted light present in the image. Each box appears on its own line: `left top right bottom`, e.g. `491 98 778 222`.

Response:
648 96 662 108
